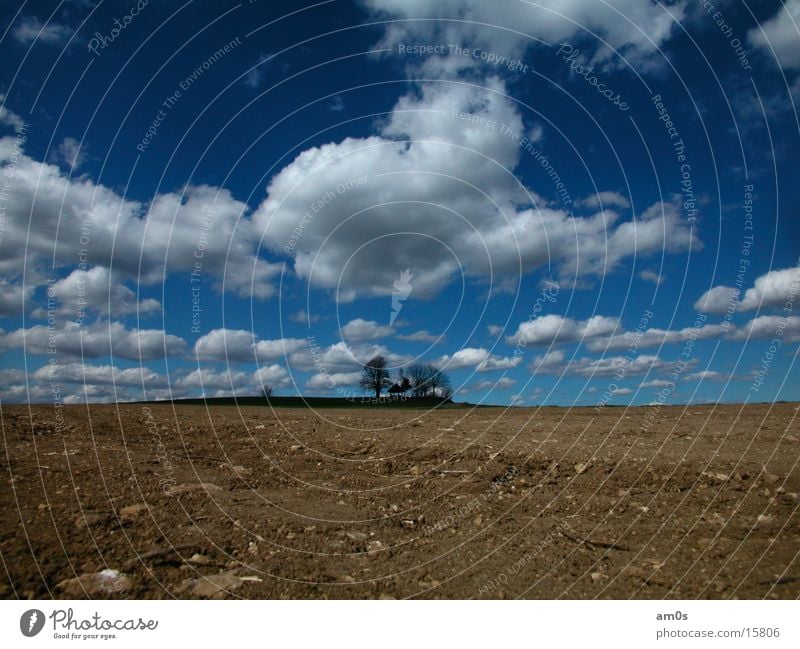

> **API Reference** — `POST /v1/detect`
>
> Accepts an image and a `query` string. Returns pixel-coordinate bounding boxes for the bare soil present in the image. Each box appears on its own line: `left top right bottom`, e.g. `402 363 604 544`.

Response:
2 402 799 599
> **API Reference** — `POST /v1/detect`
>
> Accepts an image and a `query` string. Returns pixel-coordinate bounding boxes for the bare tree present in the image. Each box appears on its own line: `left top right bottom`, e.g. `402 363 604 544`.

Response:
359 355 391 400
431 368 452 399
408 363 433 397
261 385 273 401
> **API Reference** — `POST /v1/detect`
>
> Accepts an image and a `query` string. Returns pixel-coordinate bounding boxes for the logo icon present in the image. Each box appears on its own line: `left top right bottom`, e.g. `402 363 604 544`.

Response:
390 268 413 325
20 609 45 637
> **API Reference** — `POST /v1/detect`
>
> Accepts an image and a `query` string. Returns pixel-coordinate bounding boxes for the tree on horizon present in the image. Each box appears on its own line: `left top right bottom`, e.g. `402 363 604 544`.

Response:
359 355 391 400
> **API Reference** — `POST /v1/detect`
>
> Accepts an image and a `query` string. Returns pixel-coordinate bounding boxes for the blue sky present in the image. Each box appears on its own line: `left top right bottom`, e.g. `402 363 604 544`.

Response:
0 0 798 406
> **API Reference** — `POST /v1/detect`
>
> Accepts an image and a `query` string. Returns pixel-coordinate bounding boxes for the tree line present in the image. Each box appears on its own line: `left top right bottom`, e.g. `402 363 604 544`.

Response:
359 355 452 401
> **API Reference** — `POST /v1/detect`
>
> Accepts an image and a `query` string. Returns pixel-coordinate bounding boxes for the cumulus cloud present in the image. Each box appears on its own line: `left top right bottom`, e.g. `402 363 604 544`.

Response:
254 78 698 301
727 315 800 342
0 279 32 317
436 347 521 371
0 321 186 360
0 94 25 132
472 376 516 391
193 328 306 363
31 267 161 318
341 318 395 341
306 371 362 391
694 285 739 314
508 314 619 346
640 379 672 388
639 269 664 285
748 0 800 69
33 362 168 388
395 329 442 343
289 340 411 373
586 323 726 352
695 266 800 314
575 191 631 210
0 144 283 301
363 0 685 66
530 349 679 377
49 137 86 171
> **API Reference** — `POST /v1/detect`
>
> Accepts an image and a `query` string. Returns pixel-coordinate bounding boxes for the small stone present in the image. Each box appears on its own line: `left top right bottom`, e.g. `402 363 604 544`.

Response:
401 519 415 528
389 504 399 513
473 515 483 526
591 572 603 581
119 503 147 521
764 473 780 485
574 462 589 475
366 540 384 557
57 569 131 597
189 554 212 565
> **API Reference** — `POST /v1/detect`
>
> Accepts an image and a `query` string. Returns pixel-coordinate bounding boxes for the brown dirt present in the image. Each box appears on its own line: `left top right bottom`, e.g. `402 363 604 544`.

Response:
2 402 799 599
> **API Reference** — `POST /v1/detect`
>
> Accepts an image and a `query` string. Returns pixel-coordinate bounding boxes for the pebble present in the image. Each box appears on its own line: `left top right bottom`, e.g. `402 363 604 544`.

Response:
119 503 147 521
57 569 131 597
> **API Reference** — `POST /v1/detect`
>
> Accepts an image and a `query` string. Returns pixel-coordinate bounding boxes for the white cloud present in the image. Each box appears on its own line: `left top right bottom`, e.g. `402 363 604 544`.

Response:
508 314 619 346
586 323 726 352
472 376 516 391
289 340 410 373
684 370 727 382
32 267 161 318
175 368 252 393
193 328 307 362
575 191 631 210
640 379 672 388
254 364 291 389
530 349 678 377
0 94 25 132
0 279 32 317
0 321 186 360
306 371 362 391
363 0 685 66
341 318 394 341
33 362 168 388
49 137 86 171
748 0 800 69
395 329 442 343
639 269 664 285
696 266 800 314
727 315 800 342
436 347 521 371
694 285 739 314
254 79 698 301
13 17 74 46
0 144 283 301
289 309 320 323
